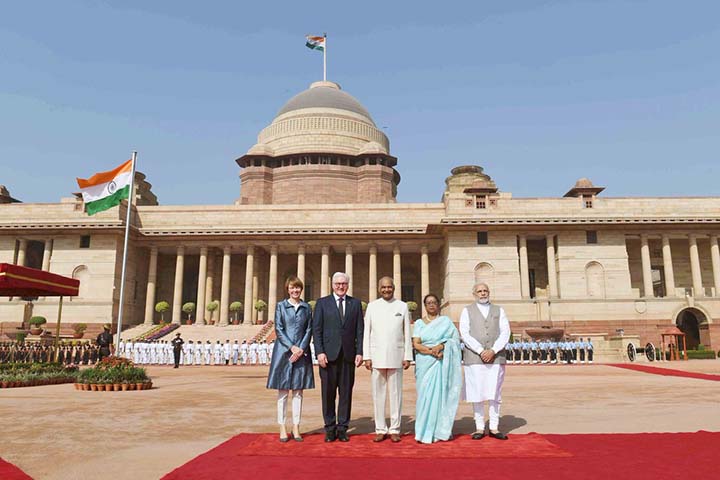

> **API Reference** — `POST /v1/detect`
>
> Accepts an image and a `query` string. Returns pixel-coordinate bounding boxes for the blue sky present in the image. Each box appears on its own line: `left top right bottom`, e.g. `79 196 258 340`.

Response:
1 1 718 205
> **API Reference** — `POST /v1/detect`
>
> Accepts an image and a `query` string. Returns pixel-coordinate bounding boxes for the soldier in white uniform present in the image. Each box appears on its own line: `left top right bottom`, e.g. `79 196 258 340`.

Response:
194 340 203 365
213 341 223 365
258 341 269 365
249 341 258 365
203 340 212 365
222 340 232 365
267 340 274 362
459 282 511 440
231 340 240 365
183 340 192 365
240 340 249 365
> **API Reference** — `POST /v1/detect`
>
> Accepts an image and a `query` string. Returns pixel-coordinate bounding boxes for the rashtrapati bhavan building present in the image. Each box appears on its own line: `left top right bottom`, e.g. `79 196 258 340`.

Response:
2 80 719 351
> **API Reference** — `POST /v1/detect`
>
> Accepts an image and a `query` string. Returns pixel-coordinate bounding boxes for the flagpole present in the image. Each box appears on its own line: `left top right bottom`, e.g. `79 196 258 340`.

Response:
323 32 327 81
115 151 137 348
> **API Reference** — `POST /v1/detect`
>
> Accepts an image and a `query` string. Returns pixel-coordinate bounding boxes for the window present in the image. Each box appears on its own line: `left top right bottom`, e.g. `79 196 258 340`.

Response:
79 235 91 248
583 195 593 208
477 232 488 245
475 195 486 209
586 231 598 244
401 285 415 303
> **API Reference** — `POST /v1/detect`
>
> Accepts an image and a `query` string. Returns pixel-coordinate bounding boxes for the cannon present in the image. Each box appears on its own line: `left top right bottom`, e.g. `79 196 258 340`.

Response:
626 342 657 362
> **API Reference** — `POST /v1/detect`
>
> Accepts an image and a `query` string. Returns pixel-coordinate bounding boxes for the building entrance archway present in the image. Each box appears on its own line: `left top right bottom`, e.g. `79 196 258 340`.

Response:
675 308 710 349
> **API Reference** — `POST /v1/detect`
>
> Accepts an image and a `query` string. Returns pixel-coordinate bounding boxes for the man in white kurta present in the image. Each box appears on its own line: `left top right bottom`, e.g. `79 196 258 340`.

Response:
459 282 511 440
363 277 413 443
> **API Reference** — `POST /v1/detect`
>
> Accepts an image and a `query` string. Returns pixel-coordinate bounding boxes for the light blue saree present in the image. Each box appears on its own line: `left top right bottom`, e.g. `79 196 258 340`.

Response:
413 316 462 444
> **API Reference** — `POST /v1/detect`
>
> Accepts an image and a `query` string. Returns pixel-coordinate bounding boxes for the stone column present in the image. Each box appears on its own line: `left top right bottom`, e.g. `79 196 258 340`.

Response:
143 247 158 325
252 268 259 324
171 246 185 324
368 244 378 301
345 245 354 296
297 244 306 284
640 234 654 298
393 243 402 300
16 239 27 266
219 246 231 326
420 245 430 317
320 246 330 297
243 246 254 323
545 234 558 298
661 235 676 297
689 234 704 297
196 247 208 324
518 235 530 298
205 253 215 324
41 239 53 271
711 235 720 297
268 245 278 323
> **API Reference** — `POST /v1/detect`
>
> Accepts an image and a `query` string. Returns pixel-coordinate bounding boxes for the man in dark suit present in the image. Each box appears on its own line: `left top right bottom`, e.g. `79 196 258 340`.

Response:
312 271 364 442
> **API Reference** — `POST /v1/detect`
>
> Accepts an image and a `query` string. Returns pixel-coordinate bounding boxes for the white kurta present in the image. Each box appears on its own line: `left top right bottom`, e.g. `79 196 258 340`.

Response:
459 302 510 403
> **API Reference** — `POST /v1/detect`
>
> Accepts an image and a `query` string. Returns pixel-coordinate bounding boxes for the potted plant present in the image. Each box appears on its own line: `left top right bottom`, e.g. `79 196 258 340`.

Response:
206 301 219 325
29 316 47 335
406 301 418 320
308 300 316 313
72 323 87 339
182 302 196 325
361 301 367 313
155 301 170 323
229 301 243 325
254 300 267 324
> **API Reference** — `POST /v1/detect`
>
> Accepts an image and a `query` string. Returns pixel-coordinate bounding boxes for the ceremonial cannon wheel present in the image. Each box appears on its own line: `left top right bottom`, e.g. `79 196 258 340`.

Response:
627 342 656 362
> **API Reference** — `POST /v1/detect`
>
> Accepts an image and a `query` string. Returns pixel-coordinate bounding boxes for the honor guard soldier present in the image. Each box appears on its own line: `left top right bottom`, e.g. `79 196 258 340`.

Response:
213 340 222 365
171 333 184 368
240 340 249 365
578 337 587 363
231 340 240 365
96 324 114 362
586 338 594 363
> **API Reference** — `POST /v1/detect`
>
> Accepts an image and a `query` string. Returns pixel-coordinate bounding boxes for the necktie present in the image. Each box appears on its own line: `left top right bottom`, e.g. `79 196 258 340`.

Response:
338 297 345 324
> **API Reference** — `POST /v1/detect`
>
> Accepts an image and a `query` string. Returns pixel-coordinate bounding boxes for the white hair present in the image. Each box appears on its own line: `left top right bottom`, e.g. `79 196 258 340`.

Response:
332 272 349 283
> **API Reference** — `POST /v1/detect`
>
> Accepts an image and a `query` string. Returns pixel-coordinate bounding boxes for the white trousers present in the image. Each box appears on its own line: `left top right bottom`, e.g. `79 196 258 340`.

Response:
277 390 303 425
473 400 501 431
371 368 403 434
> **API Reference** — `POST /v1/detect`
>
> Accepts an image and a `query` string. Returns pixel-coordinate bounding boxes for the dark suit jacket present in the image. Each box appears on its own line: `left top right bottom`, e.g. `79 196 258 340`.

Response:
312 294 364 362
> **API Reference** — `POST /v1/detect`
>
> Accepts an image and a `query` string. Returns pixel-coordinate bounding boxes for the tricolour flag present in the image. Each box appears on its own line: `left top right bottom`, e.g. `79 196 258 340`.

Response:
76 159 133 215
305 35 325 51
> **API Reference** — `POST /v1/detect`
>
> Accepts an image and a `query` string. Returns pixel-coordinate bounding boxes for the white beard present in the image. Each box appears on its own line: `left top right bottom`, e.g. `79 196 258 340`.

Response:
477 298 490 304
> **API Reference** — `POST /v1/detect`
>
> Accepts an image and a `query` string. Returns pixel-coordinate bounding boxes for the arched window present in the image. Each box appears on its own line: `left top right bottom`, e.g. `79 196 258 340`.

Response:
72 265 89 299
474 262 495 288
585 262 606 298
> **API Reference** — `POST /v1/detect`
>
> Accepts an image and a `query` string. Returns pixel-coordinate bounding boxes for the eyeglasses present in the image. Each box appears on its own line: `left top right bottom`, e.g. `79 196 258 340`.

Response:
333 282 348 286
424 300 439 305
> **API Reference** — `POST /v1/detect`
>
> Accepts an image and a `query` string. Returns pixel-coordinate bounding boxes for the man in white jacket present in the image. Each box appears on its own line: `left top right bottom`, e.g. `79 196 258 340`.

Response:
363 276 413 443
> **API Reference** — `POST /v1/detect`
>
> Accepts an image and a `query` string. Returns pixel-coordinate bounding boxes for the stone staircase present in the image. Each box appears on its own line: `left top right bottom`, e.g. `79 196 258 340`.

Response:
117 323 269 343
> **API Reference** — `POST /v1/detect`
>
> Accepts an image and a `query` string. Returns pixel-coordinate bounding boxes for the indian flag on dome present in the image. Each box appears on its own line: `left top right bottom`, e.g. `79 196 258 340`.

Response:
305 35 325 51
76 159 133 215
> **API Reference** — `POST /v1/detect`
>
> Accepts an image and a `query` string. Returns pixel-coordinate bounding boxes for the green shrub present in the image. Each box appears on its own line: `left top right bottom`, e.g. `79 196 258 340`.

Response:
29 316 47 326
686 349 716 360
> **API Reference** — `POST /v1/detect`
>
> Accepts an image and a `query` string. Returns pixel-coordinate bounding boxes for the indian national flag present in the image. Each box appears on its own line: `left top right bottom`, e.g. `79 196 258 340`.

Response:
76 159 133 215
305 35 325 51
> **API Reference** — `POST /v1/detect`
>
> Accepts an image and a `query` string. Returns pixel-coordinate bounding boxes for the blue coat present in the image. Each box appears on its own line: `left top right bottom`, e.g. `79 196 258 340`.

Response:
266 299 315 390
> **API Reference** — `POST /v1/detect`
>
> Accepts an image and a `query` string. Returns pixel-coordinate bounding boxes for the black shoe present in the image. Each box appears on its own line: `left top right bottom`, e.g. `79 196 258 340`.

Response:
471 432 485 440
489 431 508 440
337 431 349 442
324 431 337 442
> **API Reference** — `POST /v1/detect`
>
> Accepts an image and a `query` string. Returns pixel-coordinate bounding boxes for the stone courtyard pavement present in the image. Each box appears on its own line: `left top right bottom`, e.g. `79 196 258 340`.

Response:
1 361 719 480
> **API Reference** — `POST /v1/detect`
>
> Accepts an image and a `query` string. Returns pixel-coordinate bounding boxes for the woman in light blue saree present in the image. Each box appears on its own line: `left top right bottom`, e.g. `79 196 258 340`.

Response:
412 293 462 444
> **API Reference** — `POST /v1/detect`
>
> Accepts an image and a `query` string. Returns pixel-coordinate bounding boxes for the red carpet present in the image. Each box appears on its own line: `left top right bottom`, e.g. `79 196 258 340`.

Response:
609 363 720 381
0 458 32 480
162 431 720 480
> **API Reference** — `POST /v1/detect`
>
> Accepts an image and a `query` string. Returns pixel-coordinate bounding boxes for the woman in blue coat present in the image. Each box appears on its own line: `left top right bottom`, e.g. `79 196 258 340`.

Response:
266 276 315 442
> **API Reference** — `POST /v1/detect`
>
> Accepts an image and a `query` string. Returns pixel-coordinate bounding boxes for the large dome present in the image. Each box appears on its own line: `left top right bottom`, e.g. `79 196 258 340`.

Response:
244 81 390 157
276 81 375 125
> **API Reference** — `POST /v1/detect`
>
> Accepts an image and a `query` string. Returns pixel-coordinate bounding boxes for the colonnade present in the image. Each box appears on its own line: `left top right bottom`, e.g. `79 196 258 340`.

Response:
143 243 433 326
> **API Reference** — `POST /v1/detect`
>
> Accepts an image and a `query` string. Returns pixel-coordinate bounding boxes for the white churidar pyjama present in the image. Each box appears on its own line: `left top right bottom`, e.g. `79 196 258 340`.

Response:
277 390 303 425
371 368 403 434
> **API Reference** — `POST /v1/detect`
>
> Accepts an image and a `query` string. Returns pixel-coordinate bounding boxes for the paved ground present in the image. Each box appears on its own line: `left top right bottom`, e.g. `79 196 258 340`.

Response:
1 360 719 480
